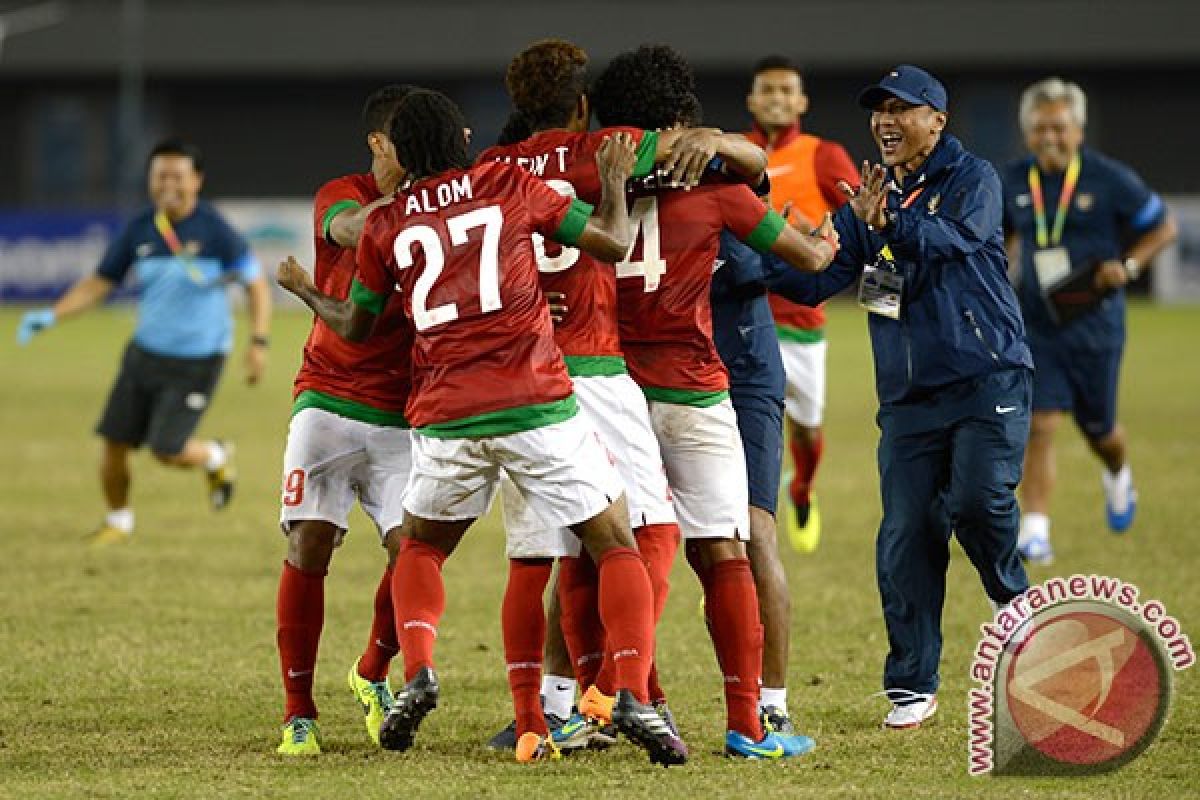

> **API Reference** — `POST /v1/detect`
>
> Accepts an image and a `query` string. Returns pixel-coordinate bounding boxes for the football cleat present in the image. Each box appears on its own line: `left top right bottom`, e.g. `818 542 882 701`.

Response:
882 691 938 730
725 729 815 759
277 716 321 756
486 709 570 751
515 731 561 764
347 658 394 747
787 495 821 554
611 689 688 767
85 524 132 547
760 705 797 736
549 711 593 751
1017 534 1055 566
1103 468 1138 534
579 684 614 725
379 666 439 752
206 440 236 511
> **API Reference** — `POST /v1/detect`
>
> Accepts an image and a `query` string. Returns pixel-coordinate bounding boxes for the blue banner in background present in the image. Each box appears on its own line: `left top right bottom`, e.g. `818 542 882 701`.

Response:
0 211 125 302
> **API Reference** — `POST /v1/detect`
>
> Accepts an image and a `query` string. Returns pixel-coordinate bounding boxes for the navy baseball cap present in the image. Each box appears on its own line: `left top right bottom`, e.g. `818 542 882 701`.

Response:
857 65 948 112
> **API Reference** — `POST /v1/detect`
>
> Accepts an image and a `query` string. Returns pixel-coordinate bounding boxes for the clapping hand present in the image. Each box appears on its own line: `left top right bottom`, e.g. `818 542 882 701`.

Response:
838 161 889 230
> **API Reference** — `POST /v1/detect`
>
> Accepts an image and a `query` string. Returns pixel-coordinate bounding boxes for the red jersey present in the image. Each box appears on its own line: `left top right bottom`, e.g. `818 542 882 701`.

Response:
616 181 786 403
476 127 656 375
746 123 857 335
292 172 412 424
352 161 592 436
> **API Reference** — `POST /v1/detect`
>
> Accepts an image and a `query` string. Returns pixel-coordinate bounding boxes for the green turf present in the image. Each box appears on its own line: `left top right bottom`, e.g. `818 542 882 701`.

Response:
1 302 1196 799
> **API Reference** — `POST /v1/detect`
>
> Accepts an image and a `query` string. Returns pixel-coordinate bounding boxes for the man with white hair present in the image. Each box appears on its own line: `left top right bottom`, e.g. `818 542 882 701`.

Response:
1002 78 1177 564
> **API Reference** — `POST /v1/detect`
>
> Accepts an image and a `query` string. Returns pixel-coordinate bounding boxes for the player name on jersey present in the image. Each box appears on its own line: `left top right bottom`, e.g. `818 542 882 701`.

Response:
404 176 474 216
488 147 572 177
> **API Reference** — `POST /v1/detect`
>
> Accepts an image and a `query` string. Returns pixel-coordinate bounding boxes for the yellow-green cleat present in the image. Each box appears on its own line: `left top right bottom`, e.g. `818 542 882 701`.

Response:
348 658 394 746
85 524 132 547
277 716 321 755
786 494 821 554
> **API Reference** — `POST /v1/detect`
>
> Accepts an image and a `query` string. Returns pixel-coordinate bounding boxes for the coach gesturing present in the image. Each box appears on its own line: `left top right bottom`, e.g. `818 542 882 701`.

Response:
768 66 1032 728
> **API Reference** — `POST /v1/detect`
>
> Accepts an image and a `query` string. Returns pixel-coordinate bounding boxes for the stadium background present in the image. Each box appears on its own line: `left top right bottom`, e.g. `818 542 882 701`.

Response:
2 1 1198 798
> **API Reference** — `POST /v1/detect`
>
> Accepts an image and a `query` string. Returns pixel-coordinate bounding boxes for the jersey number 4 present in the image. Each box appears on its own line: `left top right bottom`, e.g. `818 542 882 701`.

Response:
616 197 668 292
394 205 503 331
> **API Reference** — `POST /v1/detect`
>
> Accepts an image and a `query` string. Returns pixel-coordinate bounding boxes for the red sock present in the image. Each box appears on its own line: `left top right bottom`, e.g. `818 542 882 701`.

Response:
788 428 824 508
705 558 764 740
503 558 552 736
276 560 326 721
556 554 606 690
392 539 447 682
635 522 680 704
357 565 399 682
596 547 655 704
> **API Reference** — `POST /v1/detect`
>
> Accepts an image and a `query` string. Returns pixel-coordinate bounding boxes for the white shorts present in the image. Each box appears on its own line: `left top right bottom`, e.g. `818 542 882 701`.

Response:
780 339 827 427
500 373 676 558
279 407 414 541
404 410 625 558
648 398 749 541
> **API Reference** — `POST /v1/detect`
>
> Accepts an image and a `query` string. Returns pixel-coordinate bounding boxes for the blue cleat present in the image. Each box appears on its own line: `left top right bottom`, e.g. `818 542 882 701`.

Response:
1105 491 1137 533
1018 534 1055 566
1102 467 1137 534
725 729 816 759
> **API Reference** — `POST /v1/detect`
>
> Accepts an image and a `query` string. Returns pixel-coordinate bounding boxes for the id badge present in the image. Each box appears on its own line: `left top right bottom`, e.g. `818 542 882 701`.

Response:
1033 247 1071 289
858 264 904 319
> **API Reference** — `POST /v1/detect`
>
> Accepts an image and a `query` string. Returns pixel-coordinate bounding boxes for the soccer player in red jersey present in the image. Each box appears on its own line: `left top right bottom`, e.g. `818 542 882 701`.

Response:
475 39 772 749
273 85 419 756
277 89 685 766
590 45 836 759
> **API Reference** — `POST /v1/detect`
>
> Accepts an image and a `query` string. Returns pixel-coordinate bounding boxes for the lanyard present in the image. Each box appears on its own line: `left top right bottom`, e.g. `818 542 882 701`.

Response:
154 211 206 284
1028 152 1081 248
899 187 925 209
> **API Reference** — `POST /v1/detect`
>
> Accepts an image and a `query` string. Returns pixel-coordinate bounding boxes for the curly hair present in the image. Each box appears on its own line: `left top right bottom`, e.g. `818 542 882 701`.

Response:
504 39 589 130
591 44 702 130
389 89 472 180
495 110 535 145
362 84 417 136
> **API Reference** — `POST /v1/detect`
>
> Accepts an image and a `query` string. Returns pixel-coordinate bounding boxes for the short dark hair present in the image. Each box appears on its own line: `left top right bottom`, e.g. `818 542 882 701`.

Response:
147 137 204 172
389 89 472 180
591 44 701 131
505 39 589 131
496 110 535 146
362 84 417 136
752 55 804 88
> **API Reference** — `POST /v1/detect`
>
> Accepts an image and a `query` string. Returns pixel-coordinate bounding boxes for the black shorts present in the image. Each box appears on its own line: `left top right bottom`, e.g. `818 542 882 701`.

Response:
96 342 225 455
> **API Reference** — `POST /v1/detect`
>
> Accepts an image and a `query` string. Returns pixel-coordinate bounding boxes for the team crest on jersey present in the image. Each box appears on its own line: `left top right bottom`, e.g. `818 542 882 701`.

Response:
1075 193 1095 212
927 193 942 215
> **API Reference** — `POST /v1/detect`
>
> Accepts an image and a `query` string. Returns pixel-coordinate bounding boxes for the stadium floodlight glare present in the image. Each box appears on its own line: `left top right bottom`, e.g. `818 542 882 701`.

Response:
0 1 67 61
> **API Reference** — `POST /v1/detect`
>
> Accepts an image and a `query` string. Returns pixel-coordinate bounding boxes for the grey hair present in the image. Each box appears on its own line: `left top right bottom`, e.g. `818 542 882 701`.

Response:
1019 77 1087 131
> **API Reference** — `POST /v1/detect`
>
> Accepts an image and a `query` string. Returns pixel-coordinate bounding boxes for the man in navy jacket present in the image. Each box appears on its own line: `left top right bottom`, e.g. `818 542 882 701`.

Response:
769 65 1031 729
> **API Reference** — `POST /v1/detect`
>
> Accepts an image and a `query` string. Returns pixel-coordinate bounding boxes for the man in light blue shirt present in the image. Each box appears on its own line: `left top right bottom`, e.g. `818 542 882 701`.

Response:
17 138 271 544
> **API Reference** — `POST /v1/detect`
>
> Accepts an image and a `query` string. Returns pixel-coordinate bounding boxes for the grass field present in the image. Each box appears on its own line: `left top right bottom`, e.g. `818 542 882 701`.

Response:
1 302 1197 799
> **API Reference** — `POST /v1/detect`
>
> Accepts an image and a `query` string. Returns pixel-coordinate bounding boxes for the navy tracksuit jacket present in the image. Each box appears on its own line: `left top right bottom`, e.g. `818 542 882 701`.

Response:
768 133 1032 694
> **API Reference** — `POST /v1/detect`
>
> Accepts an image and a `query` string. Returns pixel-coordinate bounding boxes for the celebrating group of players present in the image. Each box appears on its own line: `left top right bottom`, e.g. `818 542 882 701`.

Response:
272 40 843 765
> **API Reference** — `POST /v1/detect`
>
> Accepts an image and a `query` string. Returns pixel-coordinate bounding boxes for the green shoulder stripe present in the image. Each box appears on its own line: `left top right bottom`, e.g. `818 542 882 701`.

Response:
321 199 362 242
552 198 594 247
350 277 386 315
641 387 729 408
632 130 660 179
743 209 787 254
292 390 409 427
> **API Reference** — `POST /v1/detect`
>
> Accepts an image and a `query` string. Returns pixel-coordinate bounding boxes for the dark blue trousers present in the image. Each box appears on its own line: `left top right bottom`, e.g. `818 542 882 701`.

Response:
875 368 1032 694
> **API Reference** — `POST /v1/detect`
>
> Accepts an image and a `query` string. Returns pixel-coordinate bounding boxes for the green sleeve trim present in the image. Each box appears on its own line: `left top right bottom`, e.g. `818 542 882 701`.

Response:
418 395 578 439
292 390 409 427
350 277 387 315
321 199 362 243
775 325 826 344
563 355 627 377
631 130 660 178
552 198 594 247
742 209 787 254
641 387 729 408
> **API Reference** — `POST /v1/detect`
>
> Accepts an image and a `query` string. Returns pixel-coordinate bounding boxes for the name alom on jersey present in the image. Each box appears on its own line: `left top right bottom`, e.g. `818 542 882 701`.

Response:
488 147 571 177
404 175 474 216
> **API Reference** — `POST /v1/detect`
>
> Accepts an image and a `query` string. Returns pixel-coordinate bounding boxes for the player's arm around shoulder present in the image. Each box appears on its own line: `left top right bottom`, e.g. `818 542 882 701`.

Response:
554 133 638 263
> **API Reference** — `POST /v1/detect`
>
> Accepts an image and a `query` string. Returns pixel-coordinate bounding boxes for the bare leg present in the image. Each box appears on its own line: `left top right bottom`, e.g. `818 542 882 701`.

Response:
100 439 132 510
1087 423 1127 474
1020 411 1062 515
745 505 790 691
153 437 217 468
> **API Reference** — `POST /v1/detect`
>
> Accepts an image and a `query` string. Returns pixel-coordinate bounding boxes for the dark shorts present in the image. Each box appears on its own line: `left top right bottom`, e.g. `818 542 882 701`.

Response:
730 388 785 515
1029 339 1122 438
96 341 225 455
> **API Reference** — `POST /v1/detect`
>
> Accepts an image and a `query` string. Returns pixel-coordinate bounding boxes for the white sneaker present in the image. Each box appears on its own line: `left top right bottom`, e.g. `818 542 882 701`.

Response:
882 691 938 729
1018 534 1055 566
